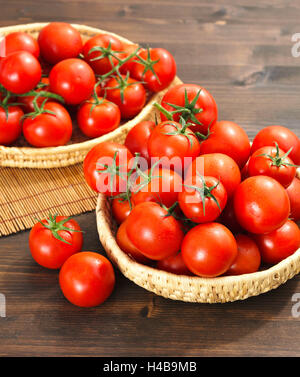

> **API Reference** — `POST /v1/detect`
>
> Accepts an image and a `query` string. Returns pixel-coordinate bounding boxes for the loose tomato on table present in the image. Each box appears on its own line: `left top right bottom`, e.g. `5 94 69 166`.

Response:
156 252 193 276
29 214 83 269
59 251 115 308
286 176 300 222
0 31 40 58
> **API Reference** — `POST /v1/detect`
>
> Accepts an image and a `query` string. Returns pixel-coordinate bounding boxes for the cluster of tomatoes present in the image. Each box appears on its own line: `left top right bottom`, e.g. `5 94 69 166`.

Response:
0 22 176 147
83 82 300 279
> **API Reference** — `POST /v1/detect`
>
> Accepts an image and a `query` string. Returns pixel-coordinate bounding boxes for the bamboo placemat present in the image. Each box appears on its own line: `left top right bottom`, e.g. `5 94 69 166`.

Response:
0 165 97 237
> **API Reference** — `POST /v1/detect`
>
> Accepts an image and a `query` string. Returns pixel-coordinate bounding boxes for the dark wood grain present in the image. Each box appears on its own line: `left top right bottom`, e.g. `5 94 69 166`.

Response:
0 0 300 357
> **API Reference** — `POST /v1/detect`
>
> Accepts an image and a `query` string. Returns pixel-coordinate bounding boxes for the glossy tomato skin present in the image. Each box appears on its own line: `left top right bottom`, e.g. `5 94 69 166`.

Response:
160 83 218 134
0 51 42 94
119 44 140 75
286 176 300 222
77 97 121 138
157 252 194 276
104 75 146 119
82 34 123 75
59 251 115 307
29 216 83 269
38 22 83 64
124 120 155 165
112 198 133 224
200 120 251 169
225 234 261 275
254 220 300 265
0 31 40 58
0 105 23 145
83 142 133 195
186 153 241 198
126 202 184 260
49 58 96 105
251 125 300 165
178 175 227 223
130 48 176 92
248 146 296 188
23 102 72 147
233 176 290 234
181 222 238 277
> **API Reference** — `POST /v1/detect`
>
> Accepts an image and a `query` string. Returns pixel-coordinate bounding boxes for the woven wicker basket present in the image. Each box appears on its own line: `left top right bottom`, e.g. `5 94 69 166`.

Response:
96 170 300 303
0 23 181 169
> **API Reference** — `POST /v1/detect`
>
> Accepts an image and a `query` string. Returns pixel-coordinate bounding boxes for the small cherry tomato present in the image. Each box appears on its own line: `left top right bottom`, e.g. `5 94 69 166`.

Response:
112 196 133 224
17 76 50 113
157 252 194 276
0 104 23 145
0 31 40 58
286 176 300 222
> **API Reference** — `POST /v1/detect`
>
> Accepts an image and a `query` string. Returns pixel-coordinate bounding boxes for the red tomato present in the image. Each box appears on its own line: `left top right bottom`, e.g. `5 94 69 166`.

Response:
83 142 133 196
186 153 241 198
29 215 83 269
0 51 42 94
126 202 184 260
181 222 238 277
0 31 40 58
218 198 244 234
124 120 155 165
200 120 251 169
251 125 300 165
49 58 96 105
116 219 151 264
104 75 146 119
112 197 133 224
286 176 300 222
159 83 218 134
233 176 290 234
17 76 50 113
77 97 120 138
131 167 182 208
22 102 72 147
147 120 201 173
38 22 83 64
157 252 194 276
254 220 300 265
59 251 115 307
0 105 23 145
178 174 227 223
119 44 140 75
130 48 176 92
248 145 297 188
225 234 261 275
82 34 123 75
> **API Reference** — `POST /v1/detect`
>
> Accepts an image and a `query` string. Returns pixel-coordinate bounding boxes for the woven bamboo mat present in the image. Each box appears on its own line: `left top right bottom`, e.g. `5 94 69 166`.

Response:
0 165 97 237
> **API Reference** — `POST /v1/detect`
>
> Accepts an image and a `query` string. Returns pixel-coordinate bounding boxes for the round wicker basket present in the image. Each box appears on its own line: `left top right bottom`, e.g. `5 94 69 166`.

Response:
96 170 300 303
0 23 181 169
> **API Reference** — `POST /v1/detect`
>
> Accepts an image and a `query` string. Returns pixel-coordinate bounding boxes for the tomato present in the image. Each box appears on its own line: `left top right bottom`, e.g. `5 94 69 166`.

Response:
225 234 261 275
83 142 133 195
38 22 83 64
131 167 182 208
200 120 251 169
251 125 300 165
116 219 151 264
248 144 297 188
17 76 50 113
59 251 115 307
254 220 300 265
159 83 218 134
119 44 140 75
22 101 72 147
77 96 120 138
233 176 290 234
29 215 83 269
186 153 241 198
126 202 184 260
49 58 95 105
286 176 300 222
130 48 176 92
0 31 40 58
157 252 194 276
82 34 123 75
124 120 155 165
0 105 23 145
178 174 227 223
112 197 133 224
147 120 201 173
104 75 146 119
0 51 42 94
218 199 244 234
181 222 238 277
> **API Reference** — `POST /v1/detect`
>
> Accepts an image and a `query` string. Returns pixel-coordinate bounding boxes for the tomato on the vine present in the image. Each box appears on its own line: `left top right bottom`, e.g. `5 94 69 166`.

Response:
0 31 40 58
0 92 23 145
112 196 133 224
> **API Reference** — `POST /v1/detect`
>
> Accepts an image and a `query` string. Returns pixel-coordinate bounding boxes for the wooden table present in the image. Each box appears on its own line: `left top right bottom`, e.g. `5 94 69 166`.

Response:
0 0 300 357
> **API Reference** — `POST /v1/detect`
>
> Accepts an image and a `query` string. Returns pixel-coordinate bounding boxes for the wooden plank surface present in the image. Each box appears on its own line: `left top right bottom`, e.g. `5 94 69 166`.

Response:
0 0 300 357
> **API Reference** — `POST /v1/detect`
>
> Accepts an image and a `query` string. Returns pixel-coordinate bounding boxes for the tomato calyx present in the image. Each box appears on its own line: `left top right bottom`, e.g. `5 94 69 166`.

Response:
88 41 124 64
0 88 24 120
257 142 299 168
131 157 164 195
20 96 57 122
38 213 82 245
134 47 161 84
